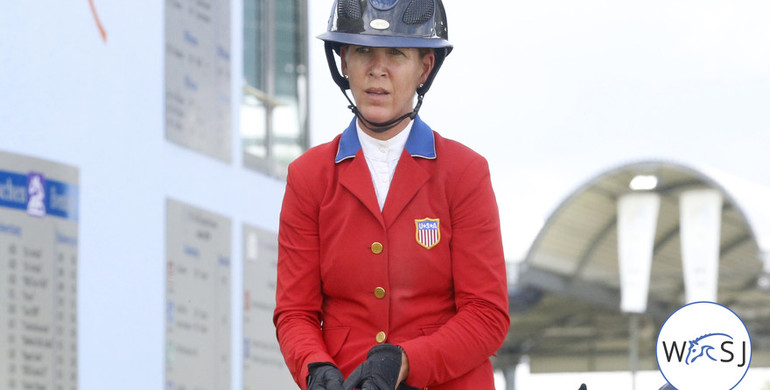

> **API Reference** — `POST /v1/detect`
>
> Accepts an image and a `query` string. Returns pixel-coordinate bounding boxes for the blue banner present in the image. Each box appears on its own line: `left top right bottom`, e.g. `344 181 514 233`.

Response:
0 169 79 220
0 170 28 211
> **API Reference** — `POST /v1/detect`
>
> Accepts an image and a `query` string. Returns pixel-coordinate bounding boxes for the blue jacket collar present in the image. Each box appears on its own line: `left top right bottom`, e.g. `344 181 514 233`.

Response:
335 115 436 163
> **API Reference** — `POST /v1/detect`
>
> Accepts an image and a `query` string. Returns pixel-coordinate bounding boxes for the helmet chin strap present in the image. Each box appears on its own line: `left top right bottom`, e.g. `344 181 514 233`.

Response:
323 42 440 134
341 89 425 133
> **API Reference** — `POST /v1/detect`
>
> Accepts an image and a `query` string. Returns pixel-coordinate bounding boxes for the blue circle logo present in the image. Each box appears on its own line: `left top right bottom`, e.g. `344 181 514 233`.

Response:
656 301 751 389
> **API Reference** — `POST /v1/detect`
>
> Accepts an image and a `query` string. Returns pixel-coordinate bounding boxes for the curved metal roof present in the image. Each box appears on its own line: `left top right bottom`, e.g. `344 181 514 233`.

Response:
496 160 770 373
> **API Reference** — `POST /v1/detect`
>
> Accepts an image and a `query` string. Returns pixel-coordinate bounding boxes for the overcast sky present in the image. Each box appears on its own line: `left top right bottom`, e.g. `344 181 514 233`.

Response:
306 1 770 260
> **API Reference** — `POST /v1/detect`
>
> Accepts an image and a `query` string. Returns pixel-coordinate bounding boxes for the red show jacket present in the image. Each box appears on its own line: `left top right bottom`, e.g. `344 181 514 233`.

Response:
274 116 509 390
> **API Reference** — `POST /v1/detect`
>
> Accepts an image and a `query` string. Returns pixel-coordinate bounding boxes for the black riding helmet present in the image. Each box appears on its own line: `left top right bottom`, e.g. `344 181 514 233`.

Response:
318 0 453 132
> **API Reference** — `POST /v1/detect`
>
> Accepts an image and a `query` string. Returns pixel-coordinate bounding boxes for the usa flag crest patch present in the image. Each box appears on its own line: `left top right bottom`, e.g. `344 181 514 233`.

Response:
415 218 440 249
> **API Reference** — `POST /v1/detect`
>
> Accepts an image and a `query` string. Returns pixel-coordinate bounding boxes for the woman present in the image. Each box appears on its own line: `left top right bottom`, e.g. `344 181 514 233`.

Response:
273 1 510 389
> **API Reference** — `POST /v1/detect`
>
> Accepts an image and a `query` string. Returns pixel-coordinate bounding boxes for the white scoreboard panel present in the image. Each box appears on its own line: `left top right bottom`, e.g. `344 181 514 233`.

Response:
164 0 232 162
165 198 231 390
0 151 79 390
242 224 294 389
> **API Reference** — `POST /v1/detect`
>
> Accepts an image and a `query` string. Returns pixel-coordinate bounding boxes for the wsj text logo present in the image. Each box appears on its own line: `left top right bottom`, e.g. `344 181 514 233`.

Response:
661 332 747 367
656 302 751 390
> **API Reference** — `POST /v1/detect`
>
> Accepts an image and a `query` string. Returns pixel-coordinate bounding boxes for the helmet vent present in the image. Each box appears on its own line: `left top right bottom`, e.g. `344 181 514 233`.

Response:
338 0 362 20
403 0 434 25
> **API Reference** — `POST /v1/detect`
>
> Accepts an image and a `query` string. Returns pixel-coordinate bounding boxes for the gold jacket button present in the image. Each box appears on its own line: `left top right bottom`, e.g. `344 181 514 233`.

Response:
374 287 386 299
375 331 387 343
371 242 383 254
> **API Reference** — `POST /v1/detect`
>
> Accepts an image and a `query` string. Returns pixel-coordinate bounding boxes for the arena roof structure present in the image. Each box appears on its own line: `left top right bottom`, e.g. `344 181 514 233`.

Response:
496 160 770 375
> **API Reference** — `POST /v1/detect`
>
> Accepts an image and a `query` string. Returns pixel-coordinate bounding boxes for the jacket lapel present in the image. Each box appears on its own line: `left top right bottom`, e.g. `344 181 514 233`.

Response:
336 115 434 229
338 150 385 226
382 150 429 229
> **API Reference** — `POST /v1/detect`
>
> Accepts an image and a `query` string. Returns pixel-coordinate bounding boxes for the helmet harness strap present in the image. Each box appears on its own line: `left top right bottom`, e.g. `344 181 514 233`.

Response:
343 89 424 133
324 42 429 134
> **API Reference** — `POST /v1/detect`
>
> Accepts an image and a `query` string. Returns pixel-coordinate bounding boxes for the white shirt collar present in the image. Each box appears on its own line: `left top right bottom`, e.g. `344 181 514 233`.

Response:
356 120 413 163
356 120 414 210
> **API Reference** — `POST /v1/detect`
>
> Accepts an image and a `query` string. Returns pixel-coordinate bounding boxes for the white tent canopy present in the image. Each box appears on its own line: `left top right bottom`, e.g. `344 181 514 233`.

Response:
498 160 770 374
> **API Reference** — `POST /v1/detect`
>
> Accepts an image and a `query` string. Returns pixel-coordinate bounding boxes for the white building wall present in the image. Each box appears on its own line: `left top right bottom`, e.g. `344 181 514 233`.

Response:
1 1 292 389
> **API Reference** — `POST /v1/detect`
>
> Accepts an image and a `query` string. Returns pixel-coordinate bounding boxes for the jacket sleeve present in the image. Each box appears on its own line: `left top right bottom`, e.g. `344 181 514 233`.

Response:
273 162 334 389
399 155 510 388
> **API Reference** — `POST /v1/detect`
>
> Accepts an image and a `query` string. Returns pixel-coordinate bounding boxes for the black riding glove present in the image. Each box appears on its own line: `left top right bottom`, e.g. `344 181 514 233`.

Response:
308 362 344 390
343 344 402 390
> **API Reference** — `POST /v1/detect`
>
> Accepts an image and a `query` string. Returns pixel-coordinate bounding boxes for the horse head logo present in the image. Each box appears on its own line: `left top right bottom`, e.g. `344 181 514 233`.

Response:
686 333 733 365
27 173 46 217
